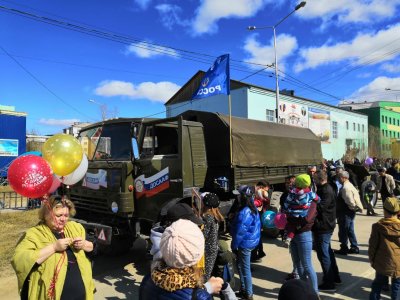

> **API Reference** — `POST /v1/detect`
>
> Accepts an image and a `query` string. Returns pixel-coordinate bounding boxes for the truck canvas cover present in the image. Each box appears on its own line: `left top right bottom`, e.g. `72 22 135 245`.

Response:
181 110 322 168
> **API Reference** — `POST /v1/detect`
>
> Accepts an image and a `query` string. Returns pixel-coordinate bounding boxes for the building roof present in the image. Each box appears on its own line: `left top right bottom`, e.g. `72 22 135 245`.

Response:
165 70 366 116
165 71 248 106
0 109 27 117
339 101 400 112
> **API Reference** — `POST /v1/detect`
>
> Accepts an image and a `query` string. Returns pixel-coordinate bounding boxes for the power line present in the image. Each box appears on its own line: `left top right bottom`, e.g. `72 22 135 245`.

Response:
0 45 96 121
0 3 345 104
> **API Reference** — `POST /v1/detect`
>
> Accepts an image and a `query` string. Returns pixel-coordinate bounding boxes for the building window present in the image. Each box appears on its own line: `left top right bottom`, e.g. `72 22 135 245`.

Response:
353 123 356 131
382 115 385 123
346 121 349 130
398 120 399 126
385 116 388 123
332 121 338 138
386 130 388 137
358 124 360 131
266 109 275 122
389 117 392 124
362 124 365 132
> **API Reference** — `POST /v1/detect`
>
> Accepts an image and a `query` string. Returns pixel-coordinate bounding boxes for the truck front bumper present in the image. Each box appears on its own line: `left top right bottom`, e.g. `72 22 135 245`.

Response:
72 218 113 245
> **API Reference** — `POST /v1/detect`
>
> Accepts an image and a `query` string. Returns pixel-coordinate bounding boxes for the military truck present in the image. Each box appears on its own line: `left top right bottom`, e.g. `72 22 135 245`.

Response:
69 110 322 253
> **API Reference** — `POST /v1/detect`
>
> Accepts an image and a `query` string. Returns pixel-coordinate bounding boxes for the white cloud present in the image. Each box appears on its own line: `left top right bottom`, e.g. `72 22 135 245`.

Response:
356 72 372 79
192 0 275 35
134 0 152 10
125 41 180 58
347 76 400 102
39 118 80 126
299 0 400 26
155 4 189 30
294 24 400 72
94 80 181 103
381 61 400 73
243 33 298 73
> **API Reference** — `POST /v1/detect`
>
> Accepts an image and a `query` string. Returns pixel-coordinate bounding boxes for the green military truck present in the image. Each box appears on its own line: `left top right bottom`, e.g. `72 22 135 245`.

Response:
69 110 322 253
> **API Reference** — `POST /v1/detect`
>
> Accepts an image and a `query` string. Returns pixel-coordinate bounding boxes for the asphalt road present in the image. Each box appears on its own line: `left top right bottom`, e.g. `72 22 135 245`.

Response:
0 201 392 300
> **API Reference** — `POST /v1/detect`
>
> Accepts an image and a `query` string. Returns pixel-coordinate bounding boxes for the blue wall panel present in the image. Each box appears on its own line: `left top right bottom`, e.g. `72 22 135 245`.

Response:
0 114 26 175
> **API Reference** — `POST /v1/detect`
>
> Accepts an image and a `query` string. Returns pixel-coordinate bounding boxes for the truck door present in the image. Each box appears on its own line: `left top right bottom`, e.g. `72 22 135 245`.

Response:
133 121 183 221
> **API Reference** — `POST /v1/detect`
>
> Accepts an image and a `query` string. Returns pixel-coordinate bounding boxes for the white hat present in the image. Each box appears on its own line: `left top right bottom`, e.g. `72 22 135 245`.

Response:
160 219 205 268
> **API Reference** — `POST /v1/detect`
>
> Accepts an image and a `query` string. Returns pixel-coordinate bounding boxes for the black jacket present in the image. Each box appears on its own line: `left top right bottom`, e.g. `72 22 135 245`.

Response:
313 183 336 234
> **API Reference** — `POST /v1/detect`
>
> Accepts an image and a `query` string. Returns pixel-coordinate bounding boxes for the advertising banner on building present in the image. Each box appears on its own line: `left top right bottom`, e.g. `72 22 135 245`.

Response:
0 139 18 156
308 108 331 143
278 101 308 127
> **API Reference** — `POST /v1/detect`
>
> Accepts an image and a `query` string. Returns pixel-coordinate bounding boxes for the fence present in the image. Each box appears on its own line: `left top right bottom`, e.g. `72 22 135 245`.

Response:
0 187 38 210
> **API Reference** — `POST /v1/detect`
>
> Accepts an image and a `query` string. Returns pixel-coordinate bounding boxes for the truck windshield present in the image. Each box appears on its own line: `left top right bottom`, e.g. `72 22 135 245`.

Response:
79 123 132 160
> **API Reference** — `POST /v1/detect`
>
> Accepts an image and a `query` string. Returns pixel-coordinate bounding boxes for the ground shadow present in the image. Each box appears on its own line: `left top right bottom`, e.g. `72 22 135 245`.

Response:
93 238 150 299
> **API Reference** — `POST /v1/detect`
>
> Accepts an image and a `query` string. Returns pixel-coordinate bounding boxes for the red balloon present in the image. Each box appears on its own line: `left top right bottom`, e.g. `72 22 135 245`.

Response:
8 155 53 198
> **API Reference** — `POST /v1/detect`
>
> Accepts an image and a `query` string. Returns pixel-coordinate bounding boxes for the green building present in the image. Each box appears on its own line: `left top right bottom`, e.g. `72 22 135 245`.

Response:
340 101 400 158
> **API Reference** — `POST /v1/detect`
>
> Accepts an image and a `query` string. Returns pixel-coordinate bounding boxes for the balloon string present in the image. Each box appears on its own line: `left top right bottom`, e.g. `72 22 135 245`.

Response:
44 194 67 300
47 251 66 300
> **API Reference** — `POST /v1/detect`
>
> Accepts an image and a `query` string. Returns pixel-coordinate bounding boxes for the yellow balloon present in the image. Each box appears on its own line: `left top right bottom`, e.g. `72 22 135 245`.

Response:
42 134 83 176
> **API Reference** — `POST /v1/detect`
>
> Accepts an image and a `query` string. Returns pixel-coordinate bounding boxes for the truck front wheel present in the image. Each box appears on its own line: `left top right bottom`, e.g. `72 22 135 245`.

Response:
100 234 134 256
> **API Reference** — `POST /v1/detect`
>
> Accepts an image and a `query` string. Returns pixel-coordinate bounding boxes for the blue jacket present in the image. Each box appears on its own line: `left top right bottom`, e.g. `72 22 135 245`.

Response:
230 206 261 250
139 274 212 300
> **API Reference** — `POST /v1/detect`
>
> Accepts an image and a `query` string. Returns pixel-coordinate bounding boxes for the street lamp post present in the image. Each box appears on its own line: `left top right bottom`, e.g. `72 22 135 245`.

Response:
248 1 306 123
385 88 400 101
88 99 107 120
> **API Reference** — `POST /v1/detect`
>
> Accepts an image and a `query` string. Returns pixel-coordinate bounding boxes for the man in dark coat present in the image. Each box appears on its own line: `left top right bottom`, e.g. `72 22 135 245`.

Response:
313 170 341 292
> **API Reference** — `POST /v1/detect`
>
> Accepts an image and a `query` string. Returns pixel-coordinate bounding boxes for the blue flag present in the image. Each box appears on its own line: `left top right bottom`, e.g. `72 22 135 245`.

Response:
192 54 230 100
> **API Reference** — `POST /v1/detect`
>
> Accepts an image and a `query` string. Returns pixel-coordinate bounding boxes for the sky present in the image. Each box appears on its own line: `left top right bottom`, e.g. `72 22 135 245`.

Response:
1 0 400 135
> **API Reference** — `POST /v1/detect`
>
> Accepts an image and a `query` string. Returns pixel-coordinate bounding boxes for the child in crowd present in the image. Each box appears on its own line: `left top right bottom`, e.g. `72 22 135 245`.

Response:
283 174 319 247
369 197 400 300
140 219 213 299
201 192 224 281
254 180 270 213
231 185 261 300
252 181 270 262
148 202 237 300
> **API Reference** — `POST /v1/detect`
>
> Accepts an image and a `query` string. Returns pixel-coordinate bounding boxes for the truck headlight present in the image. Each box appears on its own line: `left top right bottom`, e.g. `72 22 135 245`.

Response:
111 202 118 213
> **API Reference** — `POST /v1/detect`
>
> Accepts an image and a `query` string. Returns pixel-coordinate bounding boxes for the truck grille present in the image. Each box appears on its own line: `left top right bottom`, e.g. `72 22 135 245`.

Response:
70 193 110 214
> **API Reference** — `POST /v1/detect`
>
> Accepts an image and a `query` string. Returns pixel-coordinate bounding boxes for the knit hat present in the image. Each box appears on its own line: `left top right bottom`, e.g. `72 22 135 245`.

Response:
295 174 311 189
383 197 400 214
278 279 319 300
201 192 220 208
160 219 205 268
165 203 204 225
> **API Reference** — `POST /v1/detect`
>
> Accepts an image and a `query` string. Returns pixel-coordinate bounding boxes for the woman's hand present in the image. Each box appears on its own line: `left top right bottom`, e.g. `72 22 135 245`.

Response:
72 237 94 252
72 237 86 250
36 238 72 264
53 238 73 252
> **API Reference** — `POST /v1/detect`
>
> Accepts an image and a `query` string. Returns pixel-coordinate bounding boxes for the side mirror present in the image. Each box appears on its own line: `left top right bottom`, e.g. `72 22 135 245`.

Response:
132 138 140 160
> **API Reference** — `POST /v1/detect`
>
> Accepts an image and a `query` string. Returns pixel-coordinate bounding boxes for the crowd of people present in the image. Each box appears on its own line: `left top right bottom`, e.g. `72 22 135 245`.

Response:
10 158 400 300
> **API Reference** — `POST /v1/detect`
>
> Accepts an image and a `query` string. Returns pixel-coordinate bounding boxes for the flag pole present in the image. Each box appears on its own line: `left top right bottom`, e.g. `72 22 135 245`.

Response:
229 94 232 167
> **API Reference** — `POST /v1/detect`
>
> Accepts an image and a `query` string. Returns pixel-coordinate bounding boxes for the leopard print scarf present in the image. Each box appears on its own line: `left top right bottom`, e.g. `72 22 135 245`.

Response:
151 262 198 292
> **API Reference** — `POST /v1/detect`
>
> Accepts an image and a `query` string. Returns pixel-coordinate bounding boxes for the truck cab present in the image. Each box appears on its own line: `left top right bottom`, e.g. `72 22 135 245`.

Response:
69 116 207 252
